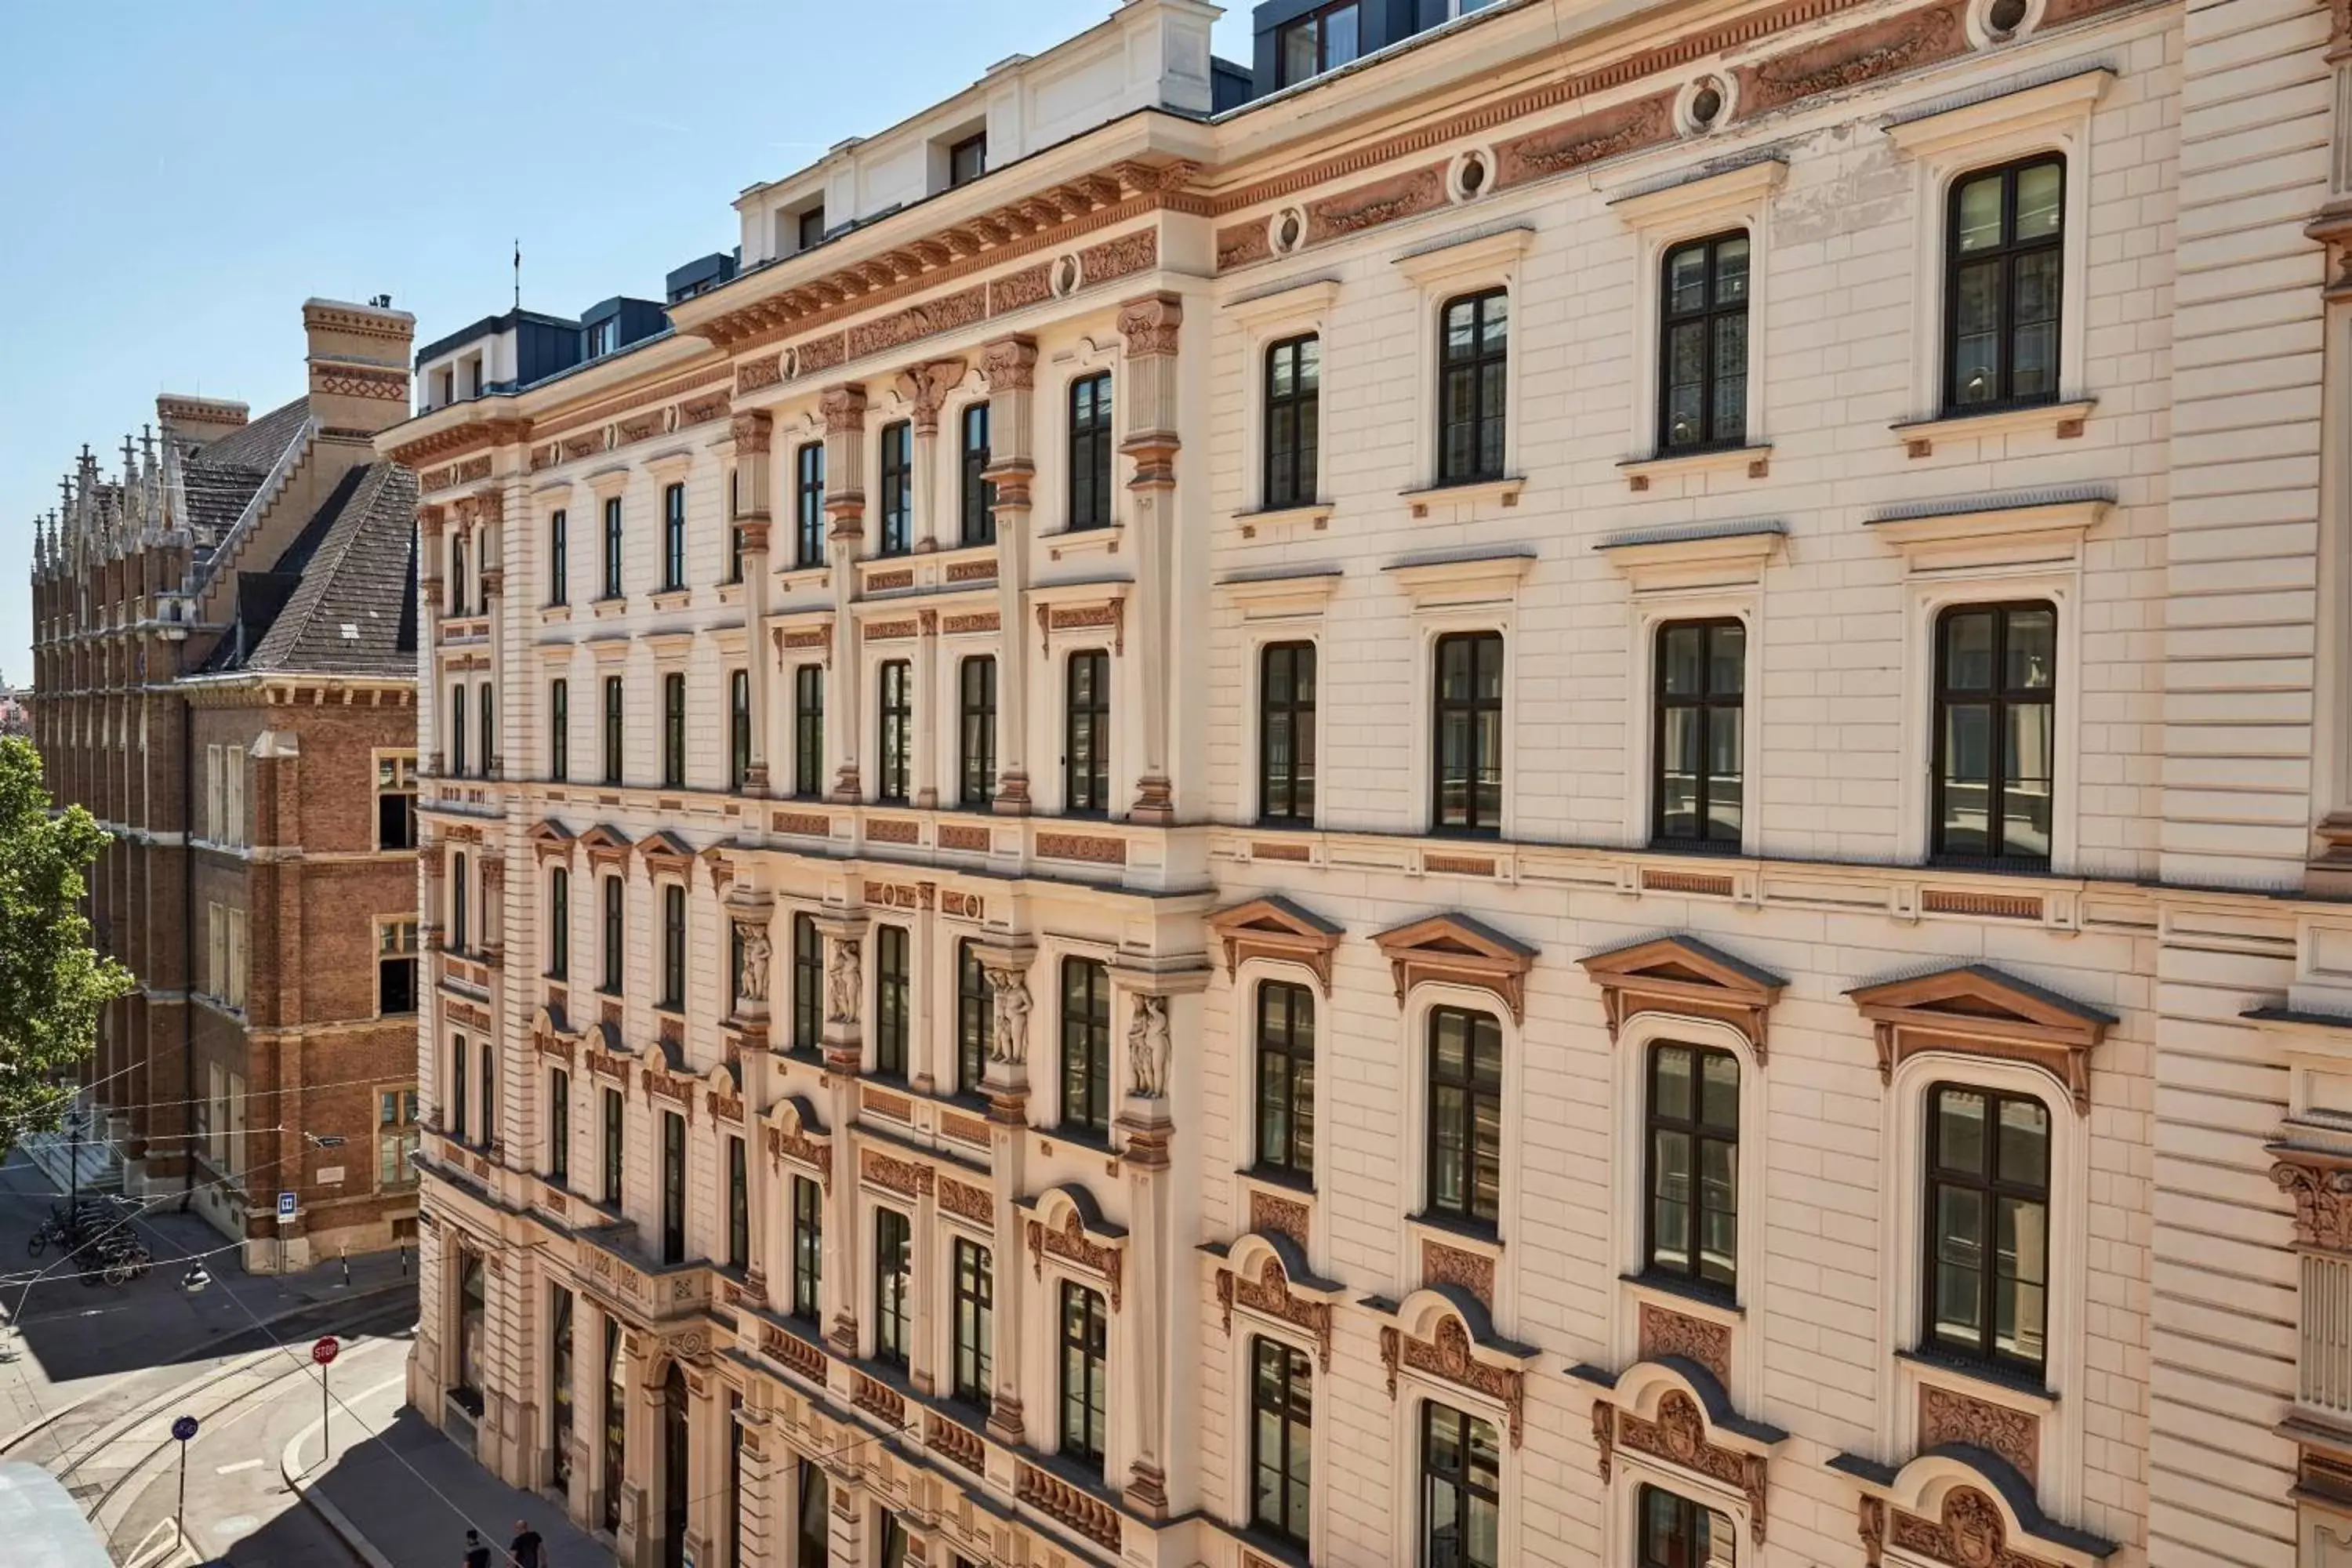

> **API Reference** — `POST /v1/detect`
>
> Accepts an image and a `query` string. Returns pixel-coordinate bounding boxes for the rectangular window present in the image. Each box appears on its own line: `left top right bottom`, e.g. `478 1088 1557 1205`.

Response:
1437 289 1508 485
1647 1042 1739 1292
1060 956 1111 1134
960 402 995 546
662 672 686 789
1934 601 2055 865
728 1135 749 1271
451 1033 470 1145
1428 1007 1502 1226
378 1087 420 1190
729 921 746 1014
953 1239 993 1407
793 665 825 800
1068 373 1113 531
602 676 624 786
1064 649 1110 815
1250 1338 1313 1548
479 682 495 778
549 1069 571 1185
948 132 986 187
1432 632 1504 834
1927 1083 2049 1374
877 659 913 804
660 884 687 1011
955 941 989 1096
481 1044 495 1147
1638 1486 1719 1568
660 1111 685 1264
1423 1404 1501 1568
1659 232 1751 452
602 1087 624 1205
728 670 751 792
1259 641 1316 824
878 421 913 556
1263 334 1320 508
379 919 419 1016
797 204 826 252
1059 1283 1108 1469
791 1174 823 1322
1946 157 2063 414
550 1288 575 1492
602 495 624 599
662 482 686 591
1256 981 1316 1180
547 868 570 980
874 1207 911 1367
450 684 467 776
376 752 418 850
1277 0 1362 85
451 852 470 952
796 443 827 568
450 535 467 617
549 508 568 605
791 913 822 1054
1653 619 1744 849
550 678 569 782
873 924 909 1077
959 655 997 808
601 875 624 995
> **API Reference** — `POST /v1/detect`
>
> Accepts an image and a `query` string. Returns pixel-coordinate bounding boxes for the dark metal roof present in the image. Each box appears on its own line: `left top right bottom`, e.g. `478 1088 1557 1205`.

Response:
209 463 418 677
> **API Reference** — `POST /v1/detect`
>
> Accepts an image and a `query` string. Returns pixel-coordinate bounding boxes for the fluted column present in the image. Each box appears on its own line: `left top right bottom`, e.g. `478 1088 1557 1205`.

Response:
895 358 964 554
821 386 869 804
979 338 1037 815
815 909 869 1358
1117 294 1182 826
733 412 775 800
976 938 1036 1447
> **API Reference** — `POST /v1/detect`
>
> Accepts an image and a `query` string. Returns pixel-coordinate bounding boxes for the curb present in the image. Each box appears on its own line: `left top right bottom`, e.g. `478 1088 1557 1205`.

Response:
0 1275 415 1457
281 1400 398 1568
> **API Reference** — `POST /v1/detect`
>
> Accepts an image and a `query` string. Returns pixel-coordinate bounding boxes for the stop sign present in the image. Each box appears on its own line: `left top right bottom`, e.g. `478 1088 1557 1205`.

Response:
311 1335 339 1366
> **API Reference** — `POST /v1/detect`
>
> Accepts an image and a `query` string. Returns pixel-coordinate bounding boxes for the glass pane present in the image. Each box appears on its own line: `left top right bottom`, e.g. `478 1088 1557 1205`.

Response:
1325 3 1359 67
1706 706 1742 840
1297 336 1320 390
1998 1194 2049 1360
1715 236 1750 303
1710 622 1745 696
1432 1087 1465 1209
1998 1096 2050 1187
1662 626 1704 697
1655 1044 1693 1120
1937 1089 1988 1175
1269 348 1294 399
1941 703 1992 853
2016 162 2063 238
1668 245 1708 314
1713 368 1747 444
1934 1185 1986 1340
1653 1129 1691 1269
1282 21 1316 84
2007 608 2056 690
1956 172 2005 252
1945 610 1995 691
1480 294 1508 349
2003 702 2054 859
1952 261 2003 405
1700 1051 1739 1128
1445 301 1478 360
1659 710 1698 839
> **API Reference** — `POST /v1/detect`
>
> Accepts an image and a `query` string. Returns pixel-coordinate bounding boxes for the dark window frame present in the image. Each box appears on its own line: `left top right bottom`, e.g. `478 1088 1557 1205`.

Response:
877 421 913 556
790 913 822 1054
793 664 825 800
1426 1006 1503 1227
877 659 913 804
1644 1041 1740 1294
549 1068 570 1185
874 1207 912 1368
1656 230 1752 454
873 924 910 1078
1258 641 1316 825
1262 333 1321 509
953 1238 993 1408
1943 154 2067 416
1060 956 1111 1134
550 677 569 782
1255 980 1316 1181
1421 1402 1501 1568
1058 1281 1109 1468
1250 1337 1314 1548
659 1109 686 1264
661 481 686 591
1276 0 1364 86
947 132 987 188
549 508 568 606
602 676 624 786
1064 649 1111 815
600 875 624 996
959 655 997 808
1924 1081 2052 1377
1068 373 1114 532
796 442 827 568
790 1174 823 1323
1637 1485 1715 1568
955 941 990 1098
662 671 686 789
728 669 751 792
1651 618 1746 851
601 1085 623 1206
960 402 996 546
1931 600 2057 867
728 1134 749 1270
602 495 624 600
1432 631 1505 836
1436 289 1509 486
548 866 570 980
659 882 687 1012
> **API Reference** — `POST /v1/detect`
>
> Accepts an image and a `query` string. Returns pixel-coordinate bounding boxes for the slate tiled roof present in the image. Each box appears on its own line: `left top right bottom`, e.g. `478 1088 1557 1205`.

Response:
217 463 419 677
177 397 312 543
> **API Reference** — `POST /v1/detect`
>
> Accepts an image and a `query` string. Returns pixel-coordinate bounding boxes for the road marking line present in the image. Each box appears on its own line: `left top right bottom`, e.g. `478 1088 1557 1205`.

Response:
215 1457 263 1474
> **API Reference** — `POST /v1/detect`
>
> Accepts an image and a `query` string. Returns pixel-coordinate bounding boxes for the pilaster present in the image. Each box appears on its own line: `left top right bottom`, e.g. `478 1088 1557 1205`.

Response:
979 338 1038 816
817 908 870 1358
823 385 869 804
976 935 1037 1448
1116 294 1181 826
732 412 775 804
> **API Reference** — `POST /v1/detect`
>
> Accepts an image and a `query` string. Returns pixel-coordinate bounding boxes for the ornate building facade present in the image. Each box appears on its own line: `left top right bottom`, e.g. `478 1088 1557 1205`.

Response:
26 299 427 1268
386 0 2352 1563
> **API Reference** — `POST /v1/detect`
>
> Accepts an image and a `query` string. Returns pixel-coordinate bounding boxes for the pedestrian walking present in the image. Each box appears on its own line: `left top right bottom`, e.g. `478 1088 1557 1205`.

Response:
510 1518 546 1567
463 1527 492 1568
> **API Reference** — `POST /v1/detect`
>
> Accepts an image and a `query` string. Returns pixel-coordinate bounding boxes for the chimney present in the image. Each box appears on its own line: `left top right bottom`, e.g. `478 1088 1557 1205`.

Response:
154 394 250 450
301 296 417 437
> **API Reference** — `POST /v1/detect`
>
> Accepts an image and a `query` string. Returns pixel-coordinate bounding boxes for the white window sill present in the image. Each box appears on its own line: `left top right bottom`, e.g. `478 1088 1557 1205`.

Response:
1402 476 1525 516
1617 444 1773 491
1044 523 1124 563
1232 503 1334 539
1892 400 2095 456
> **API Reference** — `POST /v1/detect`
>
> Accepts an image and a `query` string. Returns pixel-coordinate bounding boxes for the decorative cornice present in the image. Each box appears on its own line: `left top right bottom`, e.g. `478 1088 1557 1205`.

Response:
1372 912 1537 1024
1581 934 1787 1060
1849 964 2114 1116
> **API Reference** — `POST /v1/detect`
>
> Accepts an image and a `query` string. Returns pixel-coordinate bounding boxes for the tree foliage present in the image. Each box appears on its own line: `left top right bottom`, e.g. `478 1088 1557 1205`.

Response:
0 736 132 1147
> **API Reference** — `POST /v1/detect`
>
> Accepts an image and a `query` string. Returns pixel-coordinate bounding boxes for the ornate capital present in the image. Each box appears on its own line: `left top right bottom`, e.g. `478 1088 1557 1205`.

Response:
2274 1148 2352 1252
1116 292 1183 358
980 336 1038 393
819 383 868 434
895 358 968 435
730 409 772 454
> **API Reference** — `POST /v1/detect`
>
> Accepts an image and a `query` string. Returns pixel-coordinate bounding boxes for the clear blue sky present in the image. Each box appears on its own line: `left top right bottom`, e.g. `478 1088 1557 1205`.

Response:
0 1 1258 684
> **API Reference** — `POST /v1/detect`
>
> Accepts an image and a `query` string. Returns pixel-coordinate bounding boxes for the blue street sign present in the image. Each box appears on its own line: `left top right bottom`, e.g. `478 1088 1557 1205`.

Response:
171 1415 198 1442
277 1192 296 1221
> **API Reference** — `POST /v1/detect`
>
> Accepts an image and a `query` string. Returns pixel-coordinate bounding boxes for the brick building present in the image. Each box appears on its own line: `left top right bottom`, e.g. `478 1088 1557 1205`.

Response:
382 0 2352 1565
27 299 428 1269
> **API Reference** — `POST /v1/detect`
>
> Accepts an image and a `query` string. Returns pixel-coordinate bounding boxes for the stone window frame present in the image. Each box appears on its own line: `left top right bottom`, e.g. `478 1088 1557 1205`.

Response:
1882 69 2112 442
1394 227 1534 503
1246 627 1325 832
1595 1371 1758 1568
1391 977 1525 1316
1606 158 1784 471
1048 332 1123 543
1875 1047 2087 1523
1223 952 1332 1249
1220 1306 1328 1563
1226 279 1341 521
1381 1330 1521 1568
1616 584 1765 857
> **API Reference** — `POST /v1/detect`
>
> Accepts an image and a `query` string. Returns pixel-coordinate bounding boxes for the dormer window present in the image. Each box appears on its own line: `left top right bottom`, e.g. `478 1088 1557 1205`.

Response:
1278 0 1362 88
949 132 987 189
437 367 456 408
585 318 618 359
797 205 826 253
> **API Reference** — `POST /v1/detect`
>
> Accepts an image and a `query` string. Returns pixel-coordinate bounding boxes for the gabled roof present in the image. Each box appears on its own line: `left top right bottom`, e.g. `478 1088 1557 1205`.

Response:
208 463 419 677
178 397 311 543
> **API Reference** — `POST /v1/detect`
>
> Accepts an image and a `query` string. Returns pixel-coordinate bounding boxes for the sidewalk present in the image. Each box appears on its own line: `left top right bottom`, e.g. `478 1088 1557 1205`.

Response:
0 1149 417 1447
288 1364 603 1568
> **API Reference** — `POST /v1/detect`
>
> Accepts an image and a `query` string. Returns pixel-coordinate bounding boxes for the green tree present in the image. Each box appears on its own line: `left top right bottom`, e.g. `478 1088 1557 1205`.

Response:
0 736 132 1149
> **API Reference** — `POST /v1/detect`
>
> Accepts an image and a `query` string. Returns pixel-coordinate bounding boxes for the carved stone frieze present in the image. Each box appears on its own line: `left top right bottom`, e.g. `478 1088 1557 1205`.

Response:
1737 1 1965 114
1379 1316 1525 1449
1308 166 1446 244
861 1149 935 1200
1421 1240 1495 1308
1918 1384 2038 1487
1215 1255 1334 1370
1637 1302 1733 1385
1497 95 1672 184
1027 1210 1123 1308
1889 1486 2059 1568
1249 1190 1310 1247
766 1123 833 1192
938 1177 993 1225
